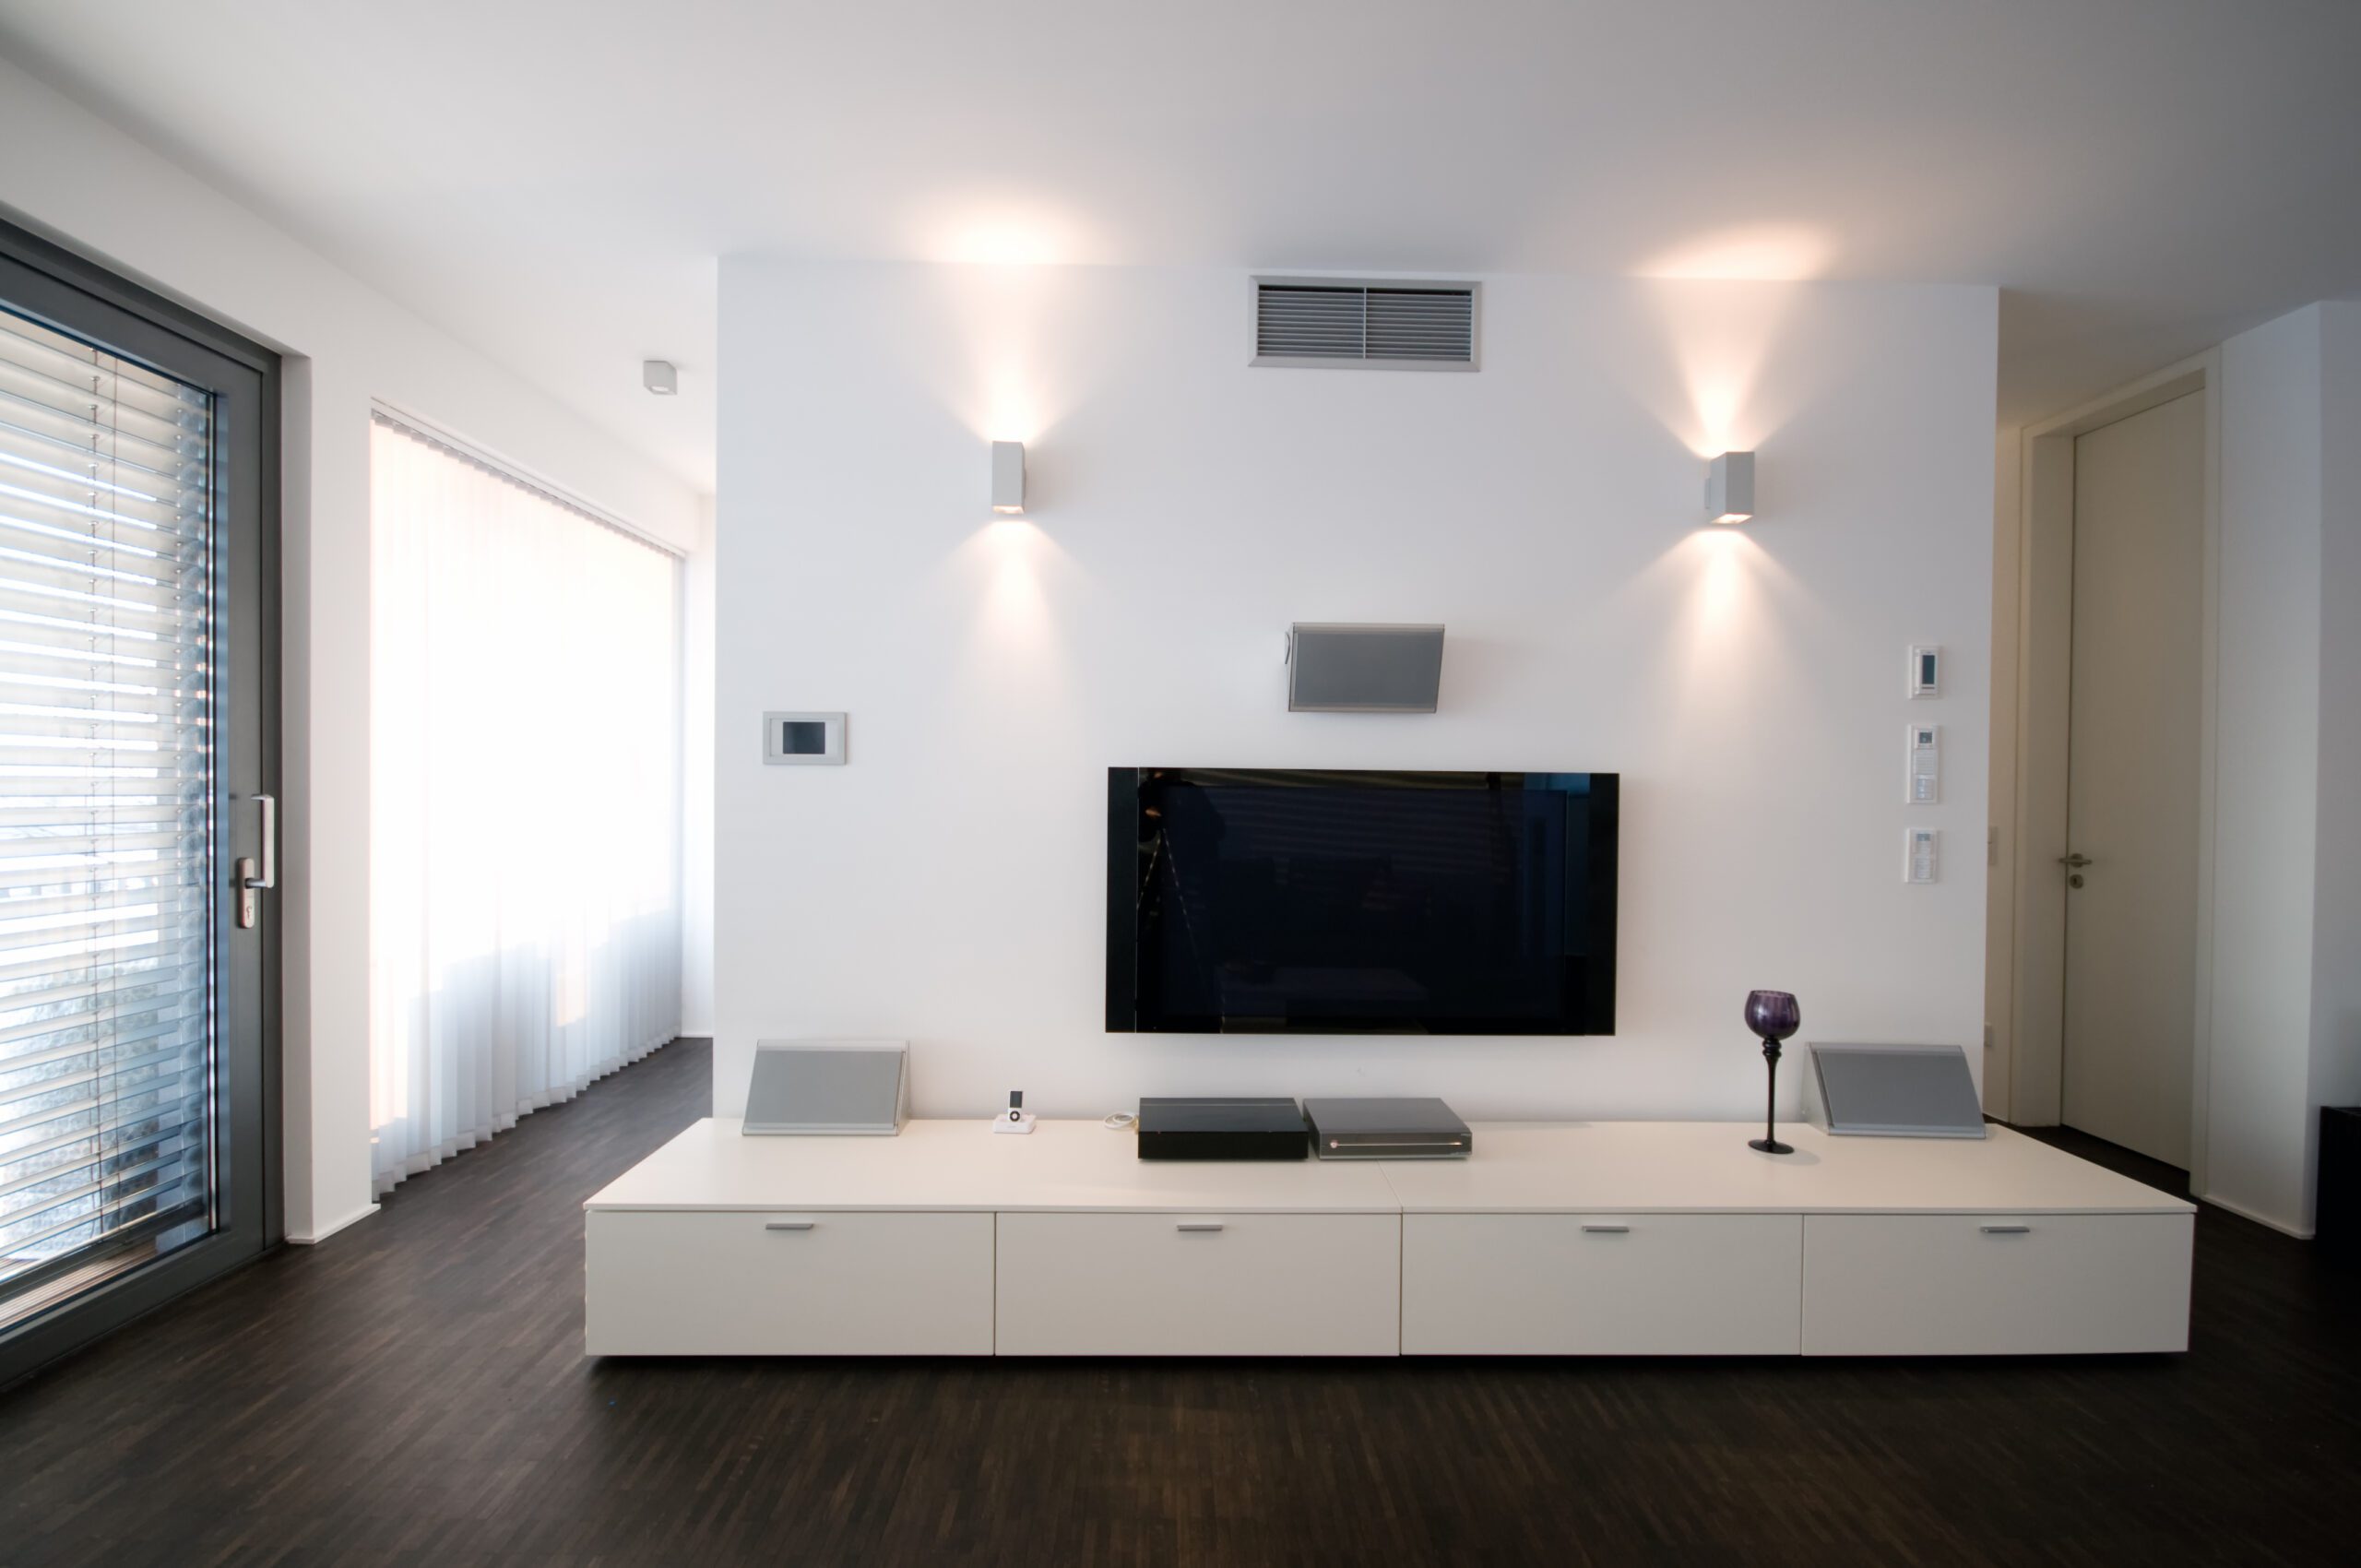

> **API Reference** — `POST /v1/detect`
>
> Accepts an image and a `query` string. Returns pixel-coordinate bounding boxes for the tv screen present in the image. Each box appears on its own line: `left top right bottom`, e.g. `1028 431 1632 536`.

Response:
1106 768 1618 1034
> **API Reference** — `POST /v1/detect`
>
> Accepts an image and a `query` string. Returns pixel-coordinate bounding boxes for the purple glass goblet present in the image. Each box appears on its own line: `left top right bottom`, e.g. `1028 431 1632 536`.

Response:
1745 990 1801 1044
1743 990 1800 1155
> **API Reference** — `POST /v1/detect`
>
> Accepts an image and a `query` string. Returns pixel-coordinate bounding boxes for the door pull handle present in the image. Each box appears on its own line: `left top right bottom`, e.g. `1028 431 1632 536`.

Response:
236 792 276 930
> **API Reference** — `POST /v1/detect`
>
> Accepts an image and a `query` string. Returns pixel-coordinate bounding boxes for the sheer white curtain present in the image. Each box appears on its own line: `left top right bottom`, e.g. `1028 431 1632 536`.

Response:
368 414 681 1195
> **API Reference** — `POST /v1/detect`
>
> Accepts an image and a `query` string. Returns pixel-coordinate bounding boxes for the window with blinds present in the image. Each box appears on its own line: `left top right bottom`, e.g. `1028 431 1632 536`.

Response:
0 303 215 1316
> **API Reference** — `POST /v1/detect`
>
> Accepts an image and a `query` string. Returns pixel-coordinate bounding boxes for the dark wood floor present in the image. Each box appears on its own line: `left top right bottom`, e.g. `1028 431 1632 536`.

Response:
2 1039 2356 1566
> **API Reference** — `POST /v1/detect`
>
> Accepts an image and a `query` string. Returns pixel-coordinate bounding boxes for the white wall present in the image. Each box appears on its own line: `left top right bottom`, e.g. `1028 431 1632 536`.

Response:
2209 307 2324 1227
0 58 703 1241
714 261 1997 1123
2202 301 2361 1235
2306 304 2361 1174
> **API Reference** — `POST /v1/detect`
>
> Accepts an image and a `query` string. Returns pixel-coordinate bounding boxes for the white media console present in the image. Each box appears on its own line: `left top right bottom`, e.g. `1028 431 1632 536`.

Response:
583 1119 2194 1359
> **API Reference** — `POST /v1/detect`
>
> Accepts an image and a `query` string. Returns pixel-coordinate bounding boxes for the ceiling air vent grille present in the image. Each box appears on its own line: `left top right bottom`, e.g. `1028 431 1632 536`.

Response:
1252 278 1478 370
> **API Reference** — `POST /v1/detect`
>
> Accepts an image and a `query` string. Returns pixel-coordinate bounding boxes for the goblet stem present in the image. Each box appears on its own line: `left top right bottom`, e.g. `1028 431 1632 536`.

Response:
1749 1038 1794 1155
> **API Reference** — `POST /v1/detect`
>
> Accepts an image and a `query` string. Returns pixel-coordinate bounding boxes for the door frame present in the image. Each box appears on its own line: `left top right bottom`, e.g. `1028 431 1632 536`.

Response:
0 216 282 1386
1997 353 2219 1191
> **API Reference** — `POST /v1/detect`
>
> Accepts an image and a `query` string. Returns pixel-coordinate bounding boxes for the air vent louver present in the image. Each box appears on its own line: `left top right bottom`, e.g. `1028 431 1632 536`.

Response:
1252 279 1478 369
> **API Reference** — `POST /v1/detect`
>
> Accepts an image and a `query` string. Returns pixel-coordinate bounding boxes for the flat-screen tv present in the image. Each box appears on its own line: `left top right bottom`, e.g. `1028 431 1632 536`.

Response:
1106 768 1619 1035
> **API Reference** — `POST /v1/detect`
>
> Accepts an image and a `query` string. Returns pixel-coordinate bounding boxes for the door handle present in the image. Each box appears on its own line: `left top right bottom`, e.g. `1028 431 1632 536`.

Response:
765 1219 817 1231
1174 1221 1225 1233
1580 1224 1631 1234
1979 1223 2032 1235
2057 853 2093 869
236 792 277 930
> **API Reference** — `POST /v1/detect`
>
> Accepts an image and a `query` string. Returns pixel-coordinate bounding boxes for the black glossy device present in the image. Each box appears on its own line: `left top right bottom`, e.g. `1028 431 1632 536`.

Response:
1135 1097 1310 1161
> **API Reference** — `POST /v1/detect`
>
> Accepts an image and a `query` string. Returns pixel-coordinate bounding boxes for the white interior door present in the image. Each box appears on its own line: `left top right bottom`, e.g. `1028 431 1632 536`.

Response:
2060 390 2204 1167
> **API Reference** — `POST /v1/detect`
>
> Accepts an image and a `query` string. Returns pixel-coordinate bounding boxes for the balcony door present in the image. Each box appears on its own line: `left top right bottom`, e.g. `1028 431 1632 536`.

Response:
0 220 278 1384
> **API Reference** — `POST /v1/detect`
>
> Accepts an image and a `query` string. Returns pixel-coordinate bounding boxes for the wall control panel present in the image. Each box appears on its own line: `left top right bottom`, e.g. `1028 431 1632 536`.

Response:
1905 827 1940 884
764 710 848 766
1906 722 1941 804
1908 645 1941 698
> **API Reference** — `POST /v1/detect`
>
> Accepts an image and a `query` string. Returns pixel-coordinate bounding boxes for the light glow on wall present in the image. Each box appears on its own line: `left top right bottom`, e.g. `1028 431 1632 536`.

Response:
925 197 1093 267
1619 524 1812 723
934 512 1082 742
1638 222 1836 283
1641 279 1806 460
923 264 1083 451
985 360 1043 447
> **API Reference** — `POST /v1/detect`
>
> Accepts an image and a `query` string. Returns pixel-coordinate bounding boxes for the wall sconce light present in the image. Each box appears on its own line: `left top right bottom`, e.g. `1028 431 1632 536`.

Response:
642 360 678 397
1705 450 1755 524
991 440 1026 515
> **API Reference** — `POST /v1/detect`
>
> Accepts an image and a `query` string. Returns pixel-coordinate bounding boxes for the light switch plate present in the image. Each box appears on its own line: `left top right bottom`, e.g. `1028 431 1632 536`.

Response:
1904 826 1939 884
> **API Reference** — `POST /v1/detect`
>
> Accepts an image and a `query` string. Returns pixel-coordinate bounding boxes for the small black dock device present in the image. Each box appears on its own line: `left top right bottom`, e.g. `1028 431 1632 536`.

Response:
1135 1098 1310 1161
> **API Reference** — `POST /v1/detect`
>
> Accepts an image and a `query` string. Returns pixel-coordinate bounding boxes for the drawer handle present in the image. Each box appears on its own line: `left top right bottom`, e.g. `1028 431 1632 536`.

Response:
1580 1224 1631 1234
1175 1222 1225 1233
1979 1223 2032 1235
765 1220 817 1231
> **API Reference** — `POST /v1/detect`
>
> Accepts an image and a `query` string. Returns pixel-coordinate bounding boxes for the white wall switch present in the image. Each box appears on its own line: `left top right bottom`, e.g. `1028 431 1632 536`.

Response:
1905 827 1940 884
1906 722 1941 804
1908 645 1941 698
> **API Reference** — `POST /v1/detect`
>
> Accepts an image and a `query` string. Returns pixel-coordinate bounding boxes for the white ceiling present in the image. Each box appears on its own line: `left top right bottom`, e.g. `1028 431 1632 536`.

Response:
4 0 2358 492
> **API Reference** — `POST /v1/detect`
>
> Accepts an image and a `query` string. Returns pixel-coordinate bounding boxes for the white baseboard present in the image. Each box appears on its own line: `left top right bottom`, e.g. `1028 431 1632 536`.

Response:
2197 1189 2313 1239
288 1202 380 1245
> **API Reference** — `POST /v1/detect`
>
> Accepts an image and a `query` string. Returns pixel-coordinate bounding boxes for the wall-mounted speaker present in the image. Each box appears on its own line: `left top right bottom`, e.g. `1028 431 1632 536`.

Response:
1287 623 1445 712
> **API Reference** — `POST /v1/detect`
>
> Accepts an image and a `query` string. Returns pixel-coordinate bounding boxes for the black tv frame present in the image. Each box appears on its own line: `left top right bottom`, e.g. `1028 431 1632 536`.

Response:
1105 767 1619 1035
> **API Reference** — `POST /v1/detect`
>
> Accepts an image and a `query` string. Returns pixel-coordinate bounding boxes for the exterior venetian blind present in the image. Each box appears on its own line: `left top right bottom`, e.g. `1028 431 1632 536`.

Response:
0 302 214 1303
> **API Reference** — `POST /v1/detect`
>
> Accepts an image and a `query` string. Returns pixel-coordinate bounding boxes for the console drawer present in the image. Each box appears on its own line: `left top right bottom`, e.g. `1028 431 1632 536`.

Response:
585 1209 994 1355
1400 1213 1802 1355
1801 1212 2193 1355
993 1212 1400 1356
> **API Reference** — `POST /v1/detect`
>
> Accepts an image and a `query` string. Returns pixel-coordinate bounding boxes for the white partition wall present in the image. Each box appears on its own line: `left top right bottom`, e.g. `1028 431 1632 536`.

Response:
712 263 1998 1123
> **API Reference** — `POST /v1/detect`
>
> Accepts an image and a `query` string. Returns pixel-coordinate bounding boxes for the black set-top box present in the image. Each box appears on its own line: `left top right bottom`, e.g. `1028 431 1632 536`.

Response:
1136 1098 1309 1161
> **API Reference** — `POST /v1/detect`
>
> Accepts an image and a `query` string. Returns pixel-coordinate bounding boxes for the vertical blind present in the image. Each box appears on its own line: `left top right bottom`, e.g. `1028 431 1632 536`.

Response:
0 304 214 1302
369 414 681 1194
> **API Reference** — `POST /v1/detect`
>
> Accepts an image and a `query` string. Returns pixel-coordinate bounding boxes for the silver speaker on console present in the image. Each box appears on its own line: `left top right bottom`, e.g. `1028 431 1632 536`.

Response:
1287 623 1445 712
742 1039 909 1135
1804 1042 1986 1138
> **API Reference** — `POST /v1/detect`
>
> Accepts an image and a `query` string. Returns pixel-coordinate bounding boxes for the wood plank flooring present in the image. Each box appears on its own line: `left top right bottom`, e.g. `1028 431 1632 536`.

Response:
2 1038 2356 1566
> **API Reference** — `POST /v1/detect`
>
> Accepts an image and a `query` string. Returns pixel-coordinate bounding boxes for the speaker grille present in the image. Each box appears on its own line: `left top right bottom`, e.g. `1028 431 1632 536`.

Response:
1807 1044 1987 1138
1287 624 1446 712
